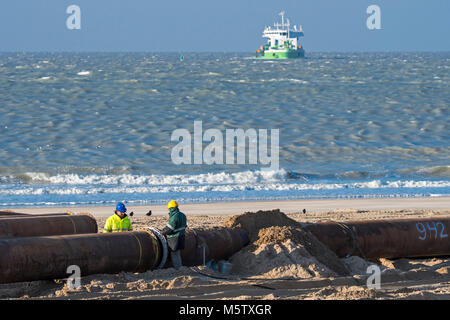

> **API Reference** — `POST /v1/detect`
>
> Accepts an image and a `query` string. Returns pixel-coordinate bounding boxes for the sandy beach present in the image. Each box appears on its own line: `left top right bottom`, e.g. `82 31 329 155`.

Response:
1 197 449 300
13 196 450 217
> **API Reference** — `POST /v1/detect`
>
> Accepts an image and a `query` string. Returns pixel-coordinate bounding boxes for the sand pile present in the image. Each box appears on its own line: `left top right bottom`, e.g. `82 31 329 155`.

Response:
223 210 350 278
223 209 299 242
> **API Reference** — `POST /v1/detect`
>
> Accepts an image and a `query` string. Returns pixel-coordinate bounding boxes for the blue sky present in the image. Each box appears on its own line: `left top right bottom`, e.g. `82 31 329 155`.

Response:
0 0 449 52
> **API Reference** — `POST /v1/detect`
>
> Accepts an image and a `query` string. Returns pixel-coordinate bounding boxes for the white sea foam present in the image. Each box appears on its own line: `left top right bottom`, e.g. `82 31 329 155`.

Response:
1 175 448 196
200 72 222 77
260 78 308 84
4 170 450 189
115 79 138 83
18 169 289 185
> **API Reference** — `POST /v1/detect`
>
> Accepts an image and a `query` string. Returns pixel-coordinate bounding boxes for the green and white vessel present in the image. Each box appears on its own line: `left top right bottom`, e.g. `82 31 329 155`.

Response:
256 12 305 59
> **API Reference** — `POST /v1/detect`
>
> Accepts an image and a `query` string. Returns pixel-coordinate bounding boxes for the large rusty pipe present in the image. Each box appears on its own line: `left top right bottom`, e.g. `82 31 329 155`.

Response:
0 227 249 284
303 216 450 260
0 214 98 238
0 231 161 284
178 227 249 267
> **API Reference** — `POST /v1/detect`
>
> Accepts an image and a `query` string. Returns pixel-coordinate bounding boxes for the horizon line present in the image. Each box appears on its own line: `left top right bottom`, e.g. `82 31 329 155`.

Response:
1 50 449 54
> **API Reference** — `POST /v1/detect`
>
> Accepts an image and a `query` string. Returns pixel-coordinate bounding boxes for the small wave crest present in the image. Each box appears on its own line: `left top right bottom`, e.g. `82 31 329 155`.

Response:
2 169 290 186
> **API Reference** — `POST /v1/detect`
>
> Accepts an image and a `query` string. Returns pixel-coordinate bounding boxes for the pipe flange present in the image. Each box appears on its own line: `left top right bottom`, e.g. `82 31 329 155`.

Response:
147 227 168 269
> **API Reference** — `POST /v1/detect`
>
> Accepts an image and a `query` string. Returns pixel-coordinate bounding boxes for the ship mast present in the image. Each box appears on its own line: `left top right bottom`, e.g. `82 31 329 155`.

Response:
287 18 290 39
279 11 285 27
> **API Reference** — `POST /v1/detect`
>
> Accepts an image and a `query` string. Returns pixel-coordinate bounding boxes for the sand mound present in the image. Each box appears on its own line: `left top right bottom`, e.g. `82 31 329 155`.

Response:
224 211 350 278
223 209 298 242
230 238 339 279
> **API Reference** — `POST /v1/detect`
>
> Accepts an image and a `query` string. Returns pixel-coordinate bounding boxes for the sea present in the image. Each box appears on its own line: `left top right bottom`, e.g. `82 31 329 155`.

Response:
0 52 448 208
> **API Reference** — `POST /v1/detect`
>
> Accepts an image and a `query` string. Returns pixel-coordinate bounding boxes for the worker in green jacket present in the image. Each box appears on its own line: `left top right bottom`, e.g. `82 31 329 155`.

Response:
103 202 133 233
161 200 187 269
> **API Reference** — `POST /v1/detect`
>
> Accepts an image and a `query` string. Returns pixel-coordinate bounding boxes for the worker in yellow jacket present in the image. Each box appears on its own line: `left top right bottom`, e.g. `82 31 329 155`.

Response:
103 202 133 233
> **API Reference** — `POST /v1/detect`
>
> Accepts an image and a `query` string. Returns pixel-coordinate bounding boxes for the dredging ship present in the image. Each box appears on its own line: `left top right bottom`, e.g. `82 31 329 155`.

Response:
256 11 305 59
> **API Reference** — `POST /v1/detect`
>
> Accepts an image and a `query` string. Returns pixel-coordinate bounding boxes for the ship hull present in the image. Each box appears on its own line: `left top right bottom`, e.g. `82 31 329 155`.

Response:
256 49 305 59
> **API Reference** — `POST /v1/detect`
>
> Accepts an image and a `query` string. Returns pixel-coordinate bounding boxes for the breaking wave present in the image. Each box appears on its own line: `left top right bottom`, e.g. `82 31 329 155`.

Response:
0 170 448 201
1 166 449 186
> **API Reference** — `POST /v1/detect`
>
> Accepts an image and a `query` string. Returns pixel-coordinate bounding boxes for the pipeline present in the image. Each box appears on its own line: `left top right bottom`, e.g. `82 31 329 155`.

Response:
0 231 161 284
303 216 450 260
177 227 250 267
0 227 249 284
0 211 29 216
0 212 73 219
0 214 98 238
1 215 448 284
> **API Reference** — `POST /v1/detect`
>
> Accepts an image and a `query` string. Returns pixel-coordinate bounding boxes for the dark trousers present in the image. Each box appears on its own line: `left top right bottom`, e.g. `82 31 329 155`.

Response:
170 250 182 269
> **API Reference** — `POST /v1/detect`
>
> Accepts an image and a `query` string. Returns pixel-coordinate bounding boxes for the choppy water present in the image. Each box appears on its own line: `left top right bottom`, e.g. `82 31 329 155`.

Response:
0 52 449 207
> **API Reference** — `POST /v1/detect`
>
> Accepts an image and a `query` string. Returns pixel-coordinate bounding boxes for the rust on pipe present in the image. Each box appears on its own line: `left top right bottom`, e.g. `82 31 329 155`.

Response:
178 227 250 267
0 212 73 219
303 216 450 260
0 213 98 238
0 231 161 284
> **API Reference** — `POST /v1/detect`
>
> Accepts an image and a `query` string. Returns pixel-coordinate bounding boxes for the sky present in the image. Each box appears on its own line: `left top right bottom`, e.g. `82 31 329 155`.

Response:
0 0 449 52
